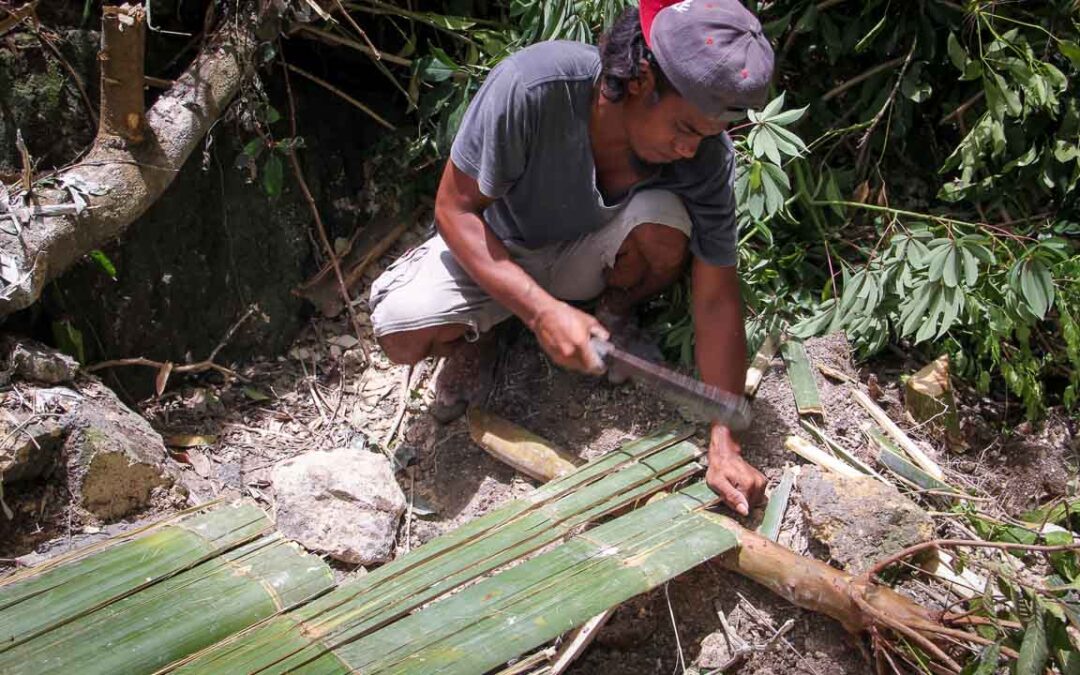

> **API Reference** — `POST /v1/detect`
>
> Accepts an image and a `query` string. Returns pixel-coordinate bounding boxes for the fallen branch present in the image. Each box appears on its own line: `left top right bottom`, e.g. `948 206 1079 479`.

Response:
86 304 258 388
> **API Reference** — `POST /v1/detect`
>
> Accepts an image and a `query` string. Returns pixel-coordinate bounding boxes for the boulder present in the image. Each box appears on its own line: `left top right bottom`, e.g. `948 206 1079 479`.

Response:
799 466 933 573
8 340 79 384
62 381 179 520
272 448 406 564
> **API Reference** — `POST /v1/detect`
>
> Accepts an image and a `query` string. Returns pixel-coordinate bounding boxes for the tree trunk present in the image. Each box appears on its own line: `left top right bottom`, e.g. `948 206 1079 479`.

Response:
0 2 277 316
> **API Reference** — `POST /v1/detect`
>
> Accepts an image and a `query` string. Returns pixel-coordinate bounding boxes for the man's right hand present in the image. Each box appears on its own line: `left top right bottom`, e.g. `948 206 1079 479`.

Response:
529 299 610 375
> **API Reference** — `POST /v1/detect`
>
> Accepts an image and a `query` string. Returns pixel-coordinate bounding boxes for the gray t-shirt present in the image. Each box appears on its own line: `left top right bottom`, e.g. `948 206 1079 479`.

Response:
450 40 738 267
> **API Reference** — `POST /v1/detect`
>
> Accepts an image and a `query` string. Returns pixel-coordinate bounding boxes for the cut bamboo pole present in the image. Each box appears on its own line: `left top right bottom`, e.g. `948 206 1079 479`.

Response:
757 466 796 542
864 425 957 495
801 419 888 483
781 340 824 417
850 388 944 480
784 436 862 478
744 332 780 398
468 408 582 482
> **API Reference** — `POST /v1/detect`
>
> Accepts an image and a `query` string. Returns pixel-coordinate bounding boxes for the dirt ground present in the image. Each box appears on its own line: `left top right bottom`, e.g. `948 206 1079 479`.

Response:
1 221 1076 674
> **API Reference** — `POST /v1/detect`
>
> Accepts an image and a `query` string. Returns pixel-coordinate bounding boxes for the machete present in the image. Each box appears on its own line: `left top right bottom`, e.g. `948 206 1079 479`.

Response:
589 337 753 431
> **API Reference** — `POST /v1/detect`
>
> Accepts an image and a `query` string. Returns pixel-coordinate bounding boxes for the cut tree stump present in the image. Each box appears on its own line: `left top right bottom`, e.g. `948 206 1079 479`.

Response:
904 354 963 450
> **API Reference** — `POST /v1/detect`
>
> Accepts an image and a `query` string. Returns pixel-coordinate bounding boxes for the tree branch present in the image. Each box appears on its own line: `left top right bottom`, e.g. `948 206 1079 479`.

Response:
0 1 281 316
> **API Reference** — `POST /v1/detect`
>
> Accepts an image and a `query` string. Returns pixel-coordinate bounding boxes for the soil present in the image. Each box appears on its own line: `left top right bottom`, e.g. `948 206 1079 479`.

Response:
1 219 1076 674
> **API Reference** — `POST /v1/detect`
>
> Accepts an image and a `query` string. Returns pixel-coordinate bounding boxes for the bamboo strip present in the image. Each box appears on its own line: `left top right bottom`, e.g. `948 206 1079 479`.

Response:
784 436 862 478
757 467 797 542
0 501 272 649
0 531 332 675
547 611 613 675
865 426 958 495
781 340 824 417
800 419 888 482
850 388 944 480
168 432 706 673
744 332 780 398
329 483 735 674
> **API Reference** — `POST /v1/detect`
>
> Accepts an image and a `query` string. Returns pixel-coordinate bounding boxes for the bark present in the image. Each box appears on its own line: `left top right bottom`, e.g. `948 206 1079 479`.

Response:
0 2 278 316
98 5 145 143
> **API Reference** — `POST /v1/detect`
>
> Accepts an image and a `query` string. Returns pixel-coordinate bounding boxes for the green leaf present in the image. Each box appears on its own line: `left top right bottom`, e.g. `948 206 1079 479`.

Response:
1020 259 1053 319
947 32 967 71
88 250 117 280
936 286 962 338
942 247 959 287
764 105 807 126
901 284 934 336
761 92 785 118
52 320 86 364
243 387 271 402
1016 602 1049 675
915 286 945 343
1058 40 1080 70
960 248 979 286
854 13 887 53
419 47 457 82
959 643 999 675
242 138 264 159
418 12 475 31
262 154 284 197
753 128 781 165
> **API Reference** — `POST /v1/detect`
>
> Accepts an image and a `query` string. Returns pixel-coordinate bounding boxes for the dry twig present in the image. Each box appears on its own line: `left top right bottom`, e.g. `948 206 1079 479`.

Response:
279 52 368 350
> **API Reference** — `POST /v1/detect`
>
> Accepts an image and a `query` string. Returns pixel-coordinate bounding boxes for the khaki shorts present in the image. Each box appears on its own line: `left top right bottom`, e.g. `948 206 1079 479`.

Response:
369 189 691 340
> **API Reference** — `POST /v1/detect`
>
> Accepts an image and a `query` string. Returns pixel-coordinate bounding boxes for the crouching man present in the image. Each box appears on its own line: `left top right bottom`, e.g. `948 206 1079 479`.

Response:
369 0 771 515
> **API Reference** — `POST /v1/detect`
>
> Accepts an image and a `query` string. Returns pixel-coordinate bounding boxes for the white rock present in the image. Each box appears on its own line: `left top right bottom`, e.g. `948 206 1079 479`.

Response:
271 448 406 564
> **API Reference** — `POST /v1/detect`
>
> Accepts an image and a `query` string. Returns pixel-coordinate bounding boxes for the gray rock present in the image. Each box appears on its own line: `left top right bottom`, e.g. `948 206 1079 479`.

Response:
272 448 406 564
0 411 65 482
62 381 179 520
9 340 79 384
799 466 933 573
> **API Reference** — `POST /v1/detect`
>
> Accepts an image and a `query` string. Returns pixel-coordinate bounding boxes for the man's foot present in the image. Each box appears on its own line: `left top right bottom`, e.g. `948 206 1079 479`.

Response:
431 332 499 424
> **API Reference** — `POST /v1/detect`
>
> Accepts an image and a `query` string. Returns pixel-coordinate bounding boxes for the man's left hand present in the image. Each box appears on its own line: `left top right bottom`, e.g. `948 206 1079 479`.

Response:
705 424 766 516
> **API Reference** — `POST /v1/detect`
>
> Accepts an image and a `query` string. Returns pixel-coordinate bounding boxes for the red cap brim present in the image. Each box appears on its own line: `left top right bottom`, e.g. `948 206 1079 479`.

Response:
639 0 677 47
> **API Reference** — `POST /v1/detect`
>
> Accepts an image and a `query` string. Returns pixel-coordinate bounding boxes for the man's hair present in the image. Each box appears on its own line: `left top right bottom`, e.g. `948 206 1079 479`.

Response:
598 7 671 103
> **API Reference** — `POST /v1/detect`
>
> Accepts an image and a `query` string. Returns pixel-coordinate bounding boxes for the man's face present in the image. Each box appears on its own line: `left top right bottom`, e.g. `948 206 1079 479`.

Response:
622 63 729 166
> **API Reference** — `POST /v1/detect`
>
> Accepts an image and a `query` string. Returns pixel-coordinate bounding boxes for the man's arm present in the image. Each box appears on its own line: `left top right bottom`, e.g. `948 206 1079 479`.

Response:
691 257 766 514
435 160 608 373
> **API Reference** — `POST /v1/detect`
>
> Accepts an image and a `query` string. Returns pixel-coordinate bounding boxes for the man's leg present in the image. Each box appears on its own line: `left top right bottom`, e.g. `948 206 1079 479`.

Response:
544 189 691 318
599 220 689 318
369 235 510 422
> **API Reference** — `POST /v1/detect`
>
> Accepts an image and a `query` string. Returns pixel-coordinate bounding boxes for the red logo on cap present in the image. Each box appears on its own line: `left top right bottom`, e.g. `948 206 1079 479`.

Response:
741 68 749 79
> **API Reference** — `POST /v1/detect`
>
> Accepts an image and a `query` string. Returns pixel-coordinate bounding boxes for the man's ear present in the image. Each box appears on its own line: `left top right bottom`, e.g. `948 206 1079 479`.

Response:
626 57 656 99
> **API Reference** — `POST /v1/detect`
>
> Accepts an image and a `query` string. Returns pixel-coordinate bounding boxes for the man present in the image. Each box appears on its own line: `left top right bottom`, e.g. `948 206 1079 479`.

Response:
370 0 771 515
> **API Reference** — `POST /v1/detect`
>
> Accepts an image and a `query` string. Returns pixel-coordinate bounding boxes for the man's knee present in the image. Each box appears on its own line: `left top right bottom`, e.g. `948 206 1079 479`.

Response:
377 331 431 366
632 222 689 272
377 324 470 365
610 222 689 287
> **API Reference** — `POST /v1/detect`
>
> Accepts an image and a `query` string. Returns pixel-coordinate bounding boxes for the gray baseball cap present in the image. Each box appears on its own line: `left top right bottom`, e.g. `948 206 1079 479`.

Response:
643 0 775 116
